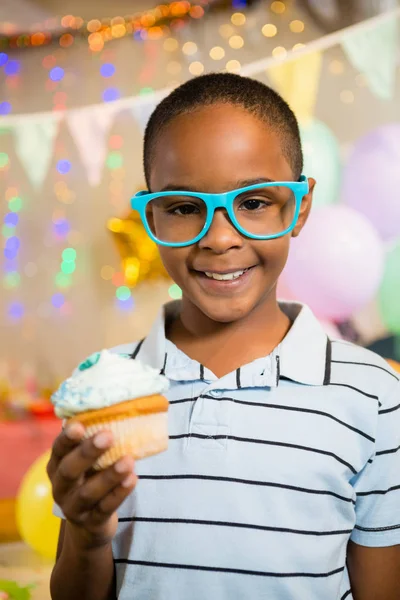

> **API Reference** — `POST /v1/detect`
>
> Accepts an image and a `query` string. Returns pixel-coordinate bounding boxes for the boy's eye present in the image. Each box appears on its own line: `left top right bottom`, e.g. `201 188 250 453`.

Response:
239 198 272 211
169 203 201 216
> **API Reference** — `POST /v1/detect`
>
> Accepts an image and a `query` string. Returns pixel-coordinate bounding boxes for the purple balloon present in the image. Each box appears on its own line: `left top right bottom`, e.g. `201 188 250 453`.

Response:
342 123 400 241
281 206 384 320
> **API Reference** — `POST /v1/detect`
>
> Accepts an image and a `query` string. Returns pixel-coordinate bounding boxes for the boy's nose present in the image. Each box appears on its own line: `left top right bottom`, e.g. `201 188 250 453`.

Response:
198 209 243 253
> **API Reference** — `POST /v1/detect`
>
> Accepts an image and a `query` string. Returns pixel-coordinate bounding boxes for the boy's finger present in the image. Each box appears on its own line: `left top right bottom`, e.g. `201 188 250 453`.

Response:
47 424 86 479
69 457 136 513
90 473 138 523
52 432 114 497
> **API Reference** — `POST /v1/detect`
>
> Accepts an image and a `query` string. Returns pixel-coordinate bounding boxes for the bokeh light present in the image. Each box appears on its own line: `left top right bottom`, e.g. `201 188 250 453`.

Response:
55 272 72 288
182 41 197 55
57 159 71 174
53 218 70 237
101 265 115 280
5 60 20 76
116 285 131 301
262 23 277 37
100 63 116 77
231 12 246 26
0 153 9 168
107 151 123 169
163 37 179 52
116 296 134 311
52 293 65 308
210 46 225 60
229 35 244 49
219 24 235 38
0 53 8 67
109 135 123 150
60 34 74 48
189 61 204 75
61 261 76 274
8 196 22 212
8 302 24 320
272 46 287 58
4 213 18 227
169 283 182 299
103 87 120 102
4 272 21 288
0 102 11 115
62 247 76 262
49 66 65 81
290 20 305 33
226 59 241 73
271 1 286 14
112 272 125 287
42 55 57 69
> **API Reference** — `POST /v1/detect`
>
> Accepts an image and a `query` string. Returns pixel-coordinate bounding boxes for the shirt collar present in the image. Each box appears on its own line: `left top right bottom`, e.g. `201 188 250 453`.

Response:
278 302 331 386
137 300 330 387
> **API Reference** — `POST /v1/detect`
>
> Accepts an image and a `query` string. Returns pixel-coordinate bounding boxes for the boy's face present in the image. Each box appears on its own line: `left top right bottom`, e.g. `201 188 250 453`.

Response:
149 103 314 324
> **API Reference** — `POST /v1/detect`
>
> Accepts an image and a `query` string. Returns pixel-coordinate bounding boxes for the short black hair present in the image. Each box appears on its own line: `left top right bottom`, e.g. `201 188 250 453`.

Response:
143 73 303 187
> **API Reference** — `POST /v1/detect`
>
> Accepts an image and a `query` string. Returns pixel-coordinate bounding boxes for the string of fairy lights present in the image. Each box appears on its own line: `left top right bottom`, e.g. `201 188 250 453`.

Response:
0 1 213 52
0 0 374 324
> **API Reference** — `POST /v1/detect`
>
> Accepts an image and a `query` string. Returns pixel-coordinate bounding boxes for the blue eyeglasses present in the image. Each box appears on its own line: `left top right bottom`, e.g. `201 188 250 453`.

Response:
131 176 309 248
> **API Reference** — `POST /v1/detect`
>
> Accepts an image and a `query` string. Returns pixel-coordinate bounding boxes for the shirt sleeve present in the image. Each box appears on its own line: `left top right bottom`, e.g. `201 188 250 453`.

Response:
351 378 400 547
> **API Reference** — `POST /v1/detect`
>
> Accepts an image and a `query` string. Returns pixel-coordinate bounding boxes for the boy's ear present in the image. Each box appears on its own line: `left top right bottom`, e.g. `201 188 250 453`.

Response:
292 177 316 237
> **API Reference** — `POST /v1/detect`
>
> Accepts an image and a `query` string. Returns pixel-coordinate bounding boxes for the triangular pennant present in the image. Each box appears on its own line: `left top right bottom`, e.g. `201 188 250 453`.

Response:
67 104 116 187
342 17 398 100
131 93 167 133
13 116 60 188
267 52 323 124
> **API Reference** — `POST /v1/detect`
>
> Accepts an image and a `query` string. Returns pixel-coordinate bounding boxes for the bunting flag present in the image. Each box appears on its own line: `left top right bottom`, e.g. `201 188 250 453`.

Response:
13 116 60 188
267 52 323 125
131 94 167 133
342 17 398 100
67 104 116 187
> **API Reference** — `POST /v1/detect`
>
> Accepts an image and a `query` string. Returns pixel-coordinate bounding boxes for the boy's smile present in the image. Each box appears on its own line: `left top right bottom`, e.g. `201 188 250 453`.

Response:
149 103 314 325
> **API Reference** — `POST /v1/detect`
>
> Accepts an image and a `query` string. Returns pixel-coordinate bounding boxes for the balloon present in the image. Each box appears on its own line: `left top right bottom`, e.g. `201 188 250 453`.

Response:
108 210 170 288
378 242 400 334
342 123 400 241
281 206 384 321
276 279 297 301
16 450 60 560
300 120 341 207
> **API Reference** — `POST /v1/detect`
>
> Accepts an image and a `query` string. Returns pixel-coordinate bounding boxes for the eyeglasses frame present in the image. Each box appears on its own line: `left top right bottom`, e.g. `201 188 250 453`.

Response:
130 175 309 248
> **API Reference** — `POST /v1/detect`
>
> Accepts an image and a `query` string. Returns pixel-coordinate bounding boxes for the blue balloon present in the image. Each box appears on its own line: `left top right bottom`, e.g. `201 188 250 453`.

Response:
300 120 341 207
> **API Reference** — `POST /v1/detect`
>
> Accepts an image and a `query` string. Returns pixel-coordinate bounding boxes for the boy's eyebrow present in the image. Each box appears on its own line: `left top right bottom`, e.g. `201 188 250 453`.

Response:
159 177 277 193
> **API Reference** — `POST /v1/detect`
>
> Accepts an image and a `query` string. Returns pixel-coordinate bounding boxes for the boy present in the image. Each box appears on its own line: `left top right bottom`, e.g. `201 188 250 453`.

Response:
48 74 400 600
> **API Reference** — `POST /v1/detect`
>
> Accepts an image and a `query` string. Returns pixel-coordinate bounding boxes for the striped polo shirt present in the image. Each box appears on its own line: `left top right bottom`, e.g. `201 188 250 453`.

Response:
56 301 400 600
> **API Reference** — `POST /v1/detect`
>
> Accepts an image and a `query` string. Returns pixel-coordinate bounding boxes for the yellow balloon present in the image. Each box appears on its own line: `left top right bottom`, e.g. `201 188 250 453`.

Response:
16 450 60 560
108 209 170 287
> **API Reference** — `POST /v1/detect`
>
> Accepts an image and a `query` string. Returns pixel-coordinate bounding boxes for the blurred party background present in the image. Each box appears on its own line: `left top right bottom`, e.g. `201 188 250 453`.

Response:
0 0 399 598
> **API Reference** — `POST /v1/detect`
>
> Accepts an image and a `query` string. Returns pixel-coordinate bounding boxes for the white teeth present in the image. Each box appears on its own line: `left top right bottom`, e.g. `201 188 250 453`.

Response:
204 270 246 281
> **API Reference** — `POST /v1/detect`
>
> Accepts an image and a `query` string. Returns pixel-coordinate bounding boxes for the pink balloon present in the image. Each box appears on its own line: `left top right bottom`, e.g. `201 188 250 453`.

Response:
342 124 400 241
276 279 297 301
281 206 384 320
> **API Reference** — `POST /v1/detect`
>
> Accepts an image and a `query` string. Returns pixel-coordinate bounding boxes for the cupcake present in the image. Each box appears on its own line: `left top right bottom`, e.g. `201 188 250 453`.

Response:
51 350 169 469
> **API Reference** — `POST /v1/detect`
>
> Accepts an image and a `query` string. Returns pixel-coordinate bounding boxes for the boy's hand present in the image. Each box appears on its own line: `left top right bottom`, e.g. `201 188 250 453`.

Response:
47 423 137 549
